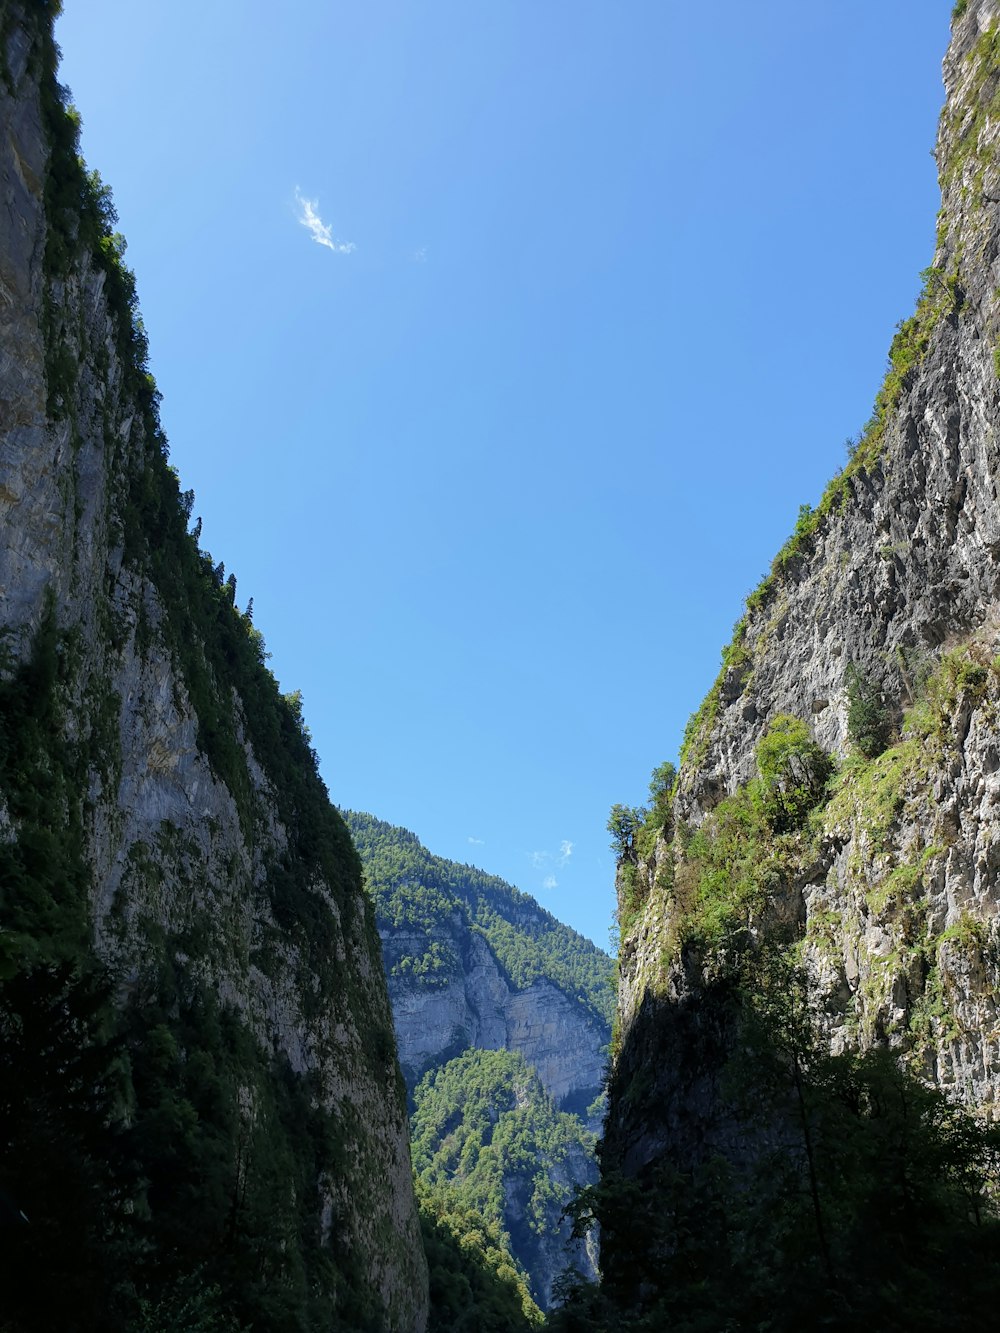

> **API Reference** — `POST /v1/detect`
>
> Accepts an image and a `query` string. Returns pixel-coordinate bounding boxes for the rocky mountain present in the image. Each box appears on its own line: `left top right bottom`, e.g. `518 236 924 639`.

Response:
346 811 611 1309
552 4 1000 1329
346 811 612 1118
0 4 425 1328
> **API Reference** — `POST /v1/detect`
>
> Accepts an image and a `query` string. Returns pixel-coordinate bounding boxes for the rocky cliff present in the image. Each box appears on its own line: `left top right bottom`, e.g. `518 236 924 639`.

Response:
388 920 607 1114
601 0 1000 1309
0 4 426 1328
346 812 612 1118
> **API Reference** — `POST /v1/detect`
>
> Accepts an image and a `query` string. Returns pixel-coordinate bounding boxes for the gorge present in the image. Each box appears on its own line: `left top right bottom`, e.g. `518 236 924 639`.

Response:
5 2 1000 1331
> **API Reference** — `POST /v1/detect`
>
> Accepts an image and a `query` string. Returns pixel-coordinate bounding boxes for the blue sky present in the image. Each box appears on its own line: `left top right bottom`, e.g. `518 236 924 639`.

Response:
56 1 949 949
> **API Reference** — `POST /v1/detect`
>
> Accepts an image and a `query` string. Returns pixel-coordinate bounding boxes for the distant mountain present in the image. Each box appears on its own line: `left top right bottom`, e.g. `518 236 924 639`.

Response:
344 811 613 1118
344 811 612 1308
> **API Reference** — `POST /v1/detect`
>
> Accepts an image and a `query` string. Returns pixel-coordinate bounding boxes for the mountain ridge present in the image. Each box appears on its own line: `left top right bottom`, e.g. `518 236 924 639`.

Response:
346 809 610 1307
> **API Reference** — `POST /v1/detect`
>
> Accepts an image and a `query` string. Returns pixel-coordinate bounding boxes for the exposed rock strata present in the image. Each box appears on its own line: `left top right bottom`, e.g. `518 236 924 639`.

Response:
385 917 608 1116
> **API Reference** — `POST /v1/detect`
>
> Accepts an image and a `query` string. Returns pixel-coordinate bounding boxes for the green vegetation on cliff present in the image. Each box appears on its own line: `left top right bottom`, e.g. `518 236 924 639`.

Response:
411 1048 594 1311
418 1183 544 1331
0 596 91 974
678 250 963 778
617 638 1000 1047
610 718 832 983
595 7 1000 1319
602 0 1000 1264
346 811 615 1028
0 960 395 1332
558 954 1000 1333
348 810 607 1309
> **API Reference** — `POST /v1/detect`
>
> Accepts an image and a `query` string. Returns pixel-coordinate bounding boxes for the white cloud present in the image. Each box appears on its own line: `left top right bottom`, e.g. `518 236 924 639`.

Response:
542 875 558 891
412 246 428 263
529 841 574 875
294 187 355 254
467 836 485 846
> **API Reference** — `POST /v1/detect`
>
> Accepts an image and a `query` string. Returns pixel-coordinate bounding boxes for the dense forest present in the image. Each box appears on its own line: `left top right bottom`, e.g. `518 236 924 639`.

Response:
411 1048 597 1311
418 1184 544 1331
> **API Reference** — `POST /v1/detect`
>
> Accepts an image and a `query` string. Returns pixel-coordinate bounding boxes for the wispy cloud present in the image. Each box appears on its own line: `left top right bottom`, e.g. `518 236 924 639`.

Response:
542 875 558 891
412 246 428 263
528 840 574 880
467 836 485 846
528 842 576 874
294 187 355 254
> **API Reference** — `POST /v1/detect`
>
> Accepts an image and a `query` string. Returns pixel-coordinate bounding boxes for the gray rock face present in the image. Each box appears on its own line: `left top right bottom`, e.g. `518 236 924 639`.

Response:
386 916 608 1116
501 1123 601 1309
387 921 509 1072
505 979 606 1110
676 4 1000 821
347 812 613 1121
384 915 606 1302
0 8 426 1327
611 0 1000 1180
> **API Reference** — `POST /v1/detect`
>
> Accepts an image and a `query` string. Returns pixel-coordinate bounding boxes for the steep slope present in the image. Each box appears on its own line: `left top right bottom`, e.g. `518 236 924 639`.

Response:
411 1048 598 1312
595 1 1000 1324
346 811 612 1117
0 4 426 1328
418 1183 544 1332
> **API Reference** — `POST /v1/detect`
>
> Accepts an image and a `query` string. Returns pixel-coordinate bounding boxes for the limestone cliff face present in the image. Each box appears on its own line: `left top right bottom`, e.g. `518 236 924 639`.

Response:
0 7 426 1327
610 0 1000 1184
385 918 608 1114
383 917 605 1303
675 6 1000 822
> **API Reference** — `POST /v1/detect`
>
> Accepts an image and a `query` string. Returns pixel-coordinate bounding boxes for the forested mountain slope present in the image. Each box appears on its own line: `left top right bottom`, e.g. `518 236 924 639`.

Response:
0 3 425 1327
411 1048 598 1312
418 1183 544 1332
567 4 1000 1328
346 811 613 1116
347 811 610 1309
